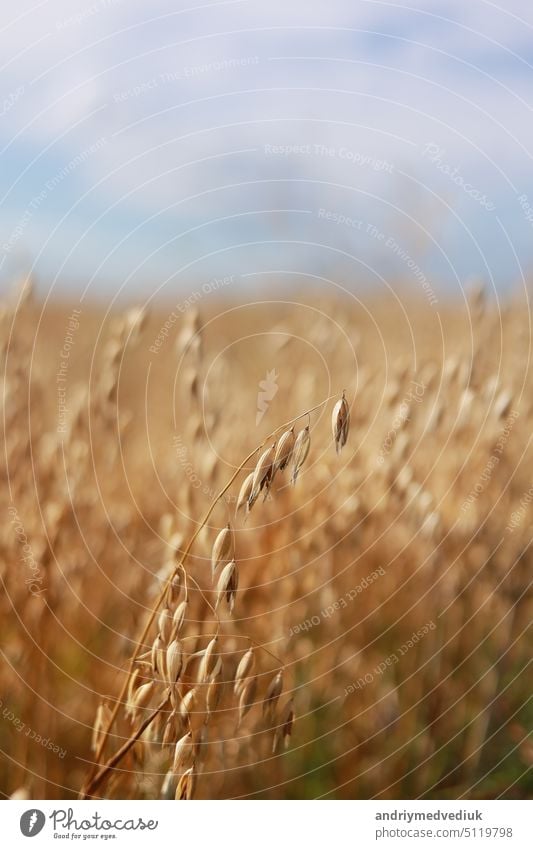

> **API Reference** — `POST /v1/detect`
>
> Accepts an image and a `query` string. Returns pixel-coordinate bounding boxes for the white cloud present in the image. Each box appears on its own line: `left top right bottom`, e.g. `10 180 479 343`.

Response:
1 0 532 288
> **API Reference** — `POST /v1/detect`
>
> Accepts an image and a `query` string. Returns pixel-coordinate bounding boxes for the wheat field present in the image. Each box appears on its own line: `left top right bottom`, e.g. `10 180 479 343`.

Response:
1 280 531 800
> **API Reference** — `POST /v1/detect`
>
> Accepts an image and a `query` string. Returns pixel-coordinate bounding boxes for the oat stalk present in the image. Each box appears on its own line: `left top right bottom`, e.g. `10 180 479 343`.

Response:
80 392 341 798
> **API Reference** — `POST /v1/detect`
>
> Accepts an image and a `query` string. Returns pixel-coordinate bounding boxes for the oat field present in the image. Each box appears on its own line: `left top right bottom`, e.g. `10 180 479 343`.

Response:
1 281 531 800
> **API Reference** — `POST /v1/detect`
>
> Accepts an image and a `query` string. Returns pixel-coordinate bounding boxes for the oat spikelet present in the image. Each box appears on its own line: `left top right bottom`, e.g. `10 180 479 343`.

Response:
178 688 197 725
290 426 310 484
125 305 149 340
127 668 141 709
272 427 295 483
272 698 294 752
206 661 224 718
332 391 350 454
166 638 183 685
91 702 112 753
234 647 255 696
238 675 257 727
162 710 178 747
161 769 175 798
171 599 188 637
209 654 223 683
198 636 218 683
215 559 238 613
249 444 275 508
158 607 173 643
166 572 182 606
128 680 154 722
263 670 283 720
151 633 166 678
172 730 194 773
236 472 254 517
211 524 233 576
175 766 196 800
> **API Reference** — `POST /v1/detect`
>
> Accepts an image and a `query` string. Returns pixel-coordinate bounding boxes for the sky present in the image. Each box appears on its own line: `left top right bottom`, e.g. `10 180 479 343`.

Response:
0 0 533 302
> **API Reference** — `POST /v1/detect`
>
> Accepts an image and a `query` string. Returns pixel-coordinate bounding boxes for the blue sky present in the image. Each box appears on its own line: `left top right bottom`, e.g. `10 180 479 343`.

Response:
1 0 532 301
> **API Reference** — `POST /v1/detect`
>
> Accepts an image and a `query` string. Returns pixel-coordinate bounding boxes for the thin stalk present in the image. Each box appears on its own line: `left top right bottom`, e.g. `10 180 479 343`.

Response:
80 393 338 798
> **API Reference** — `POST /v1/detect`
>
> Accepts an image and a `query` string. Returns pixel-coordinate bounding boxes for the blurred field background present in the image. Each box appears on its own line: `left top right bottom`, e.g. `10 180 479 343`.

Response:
1 280 531 800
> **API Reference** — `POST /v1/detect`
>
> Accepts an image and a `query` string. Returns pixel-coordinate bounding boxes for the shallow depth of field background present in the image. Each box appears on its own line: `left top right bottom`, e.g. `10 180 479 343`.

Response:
1 0 533 802
0 286 531 799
